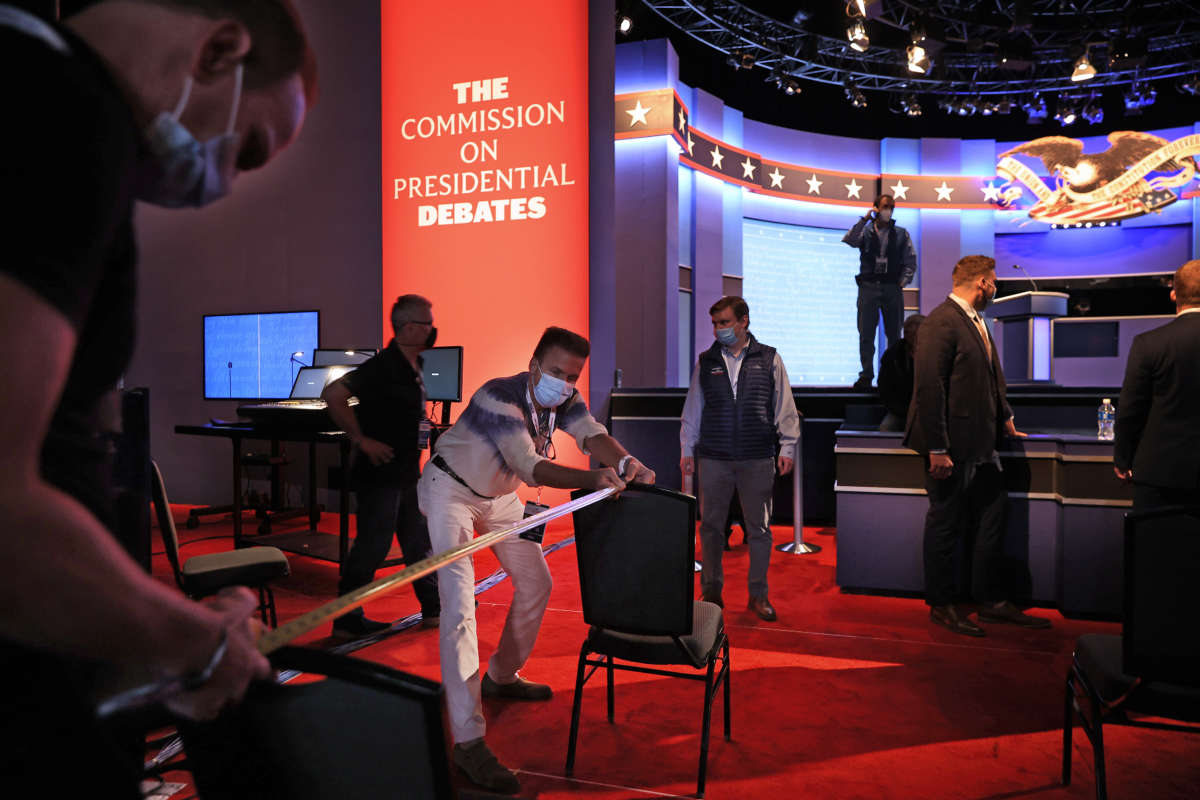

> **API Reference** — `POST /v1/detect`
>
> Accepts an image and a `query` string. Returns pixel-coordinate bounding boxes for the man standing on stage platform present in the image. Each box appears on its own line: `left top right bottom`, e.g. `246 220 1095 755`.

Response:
418 326 654 795
843 194 917 391
0 1 314 795
681 296 800 623
1114 260 1200 510
905 255 1051 637
322 294 441 638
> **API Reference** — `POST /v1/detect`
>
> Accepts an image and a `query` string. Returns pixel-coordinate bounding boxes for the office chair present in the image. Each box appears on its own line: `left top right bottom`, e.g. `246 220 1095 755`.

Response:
180 646 457 800
1062 505 1200 800
565 485 731 798
151 461 290 626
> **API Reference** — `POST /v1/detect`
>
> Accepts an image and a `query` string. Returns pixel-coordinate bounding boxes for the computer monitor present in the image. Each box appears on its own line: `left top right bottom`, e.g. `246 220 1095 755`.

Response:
422 346 463 402
204 311 319 399
289 365 355 399
312 348 378 366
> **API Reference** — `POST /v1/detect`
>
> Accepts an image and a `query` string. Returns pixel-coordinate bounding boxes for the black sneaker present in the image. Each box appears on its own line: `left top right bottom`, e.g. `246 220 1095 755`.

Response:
453 738 520 794
331 614 392 639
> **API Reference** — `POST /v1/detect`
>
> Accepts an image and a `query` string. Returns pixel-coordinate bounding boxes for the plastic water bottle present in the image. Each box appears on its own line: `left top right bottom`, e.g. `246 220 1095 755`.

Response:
1098 398 1115 441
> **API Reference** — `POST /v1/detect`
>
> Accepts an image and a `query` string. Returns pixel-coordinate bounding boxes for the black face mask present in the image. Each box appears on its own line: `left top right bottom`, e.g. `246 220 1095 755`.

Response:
424 327 438 348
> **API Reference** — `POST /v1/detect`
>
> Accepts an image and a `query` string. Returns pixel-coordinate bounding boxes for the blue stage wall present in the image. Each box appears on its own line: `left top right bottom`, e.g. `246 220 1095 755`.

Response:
612 39 1199 389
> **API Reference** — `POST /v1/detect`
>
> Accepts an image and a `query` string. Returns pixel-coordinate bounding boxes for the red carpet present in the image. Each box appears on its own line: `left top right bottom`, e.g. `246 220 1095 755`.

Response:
151 508 1200 799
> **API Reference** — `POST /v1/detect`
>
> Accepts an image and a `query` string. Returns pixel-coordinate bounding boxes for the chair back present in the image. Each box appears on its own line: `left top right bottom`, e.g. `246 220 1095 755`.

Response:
1123 506 1200 685
571 484 697 637
181 647 455 800
149 460 184 588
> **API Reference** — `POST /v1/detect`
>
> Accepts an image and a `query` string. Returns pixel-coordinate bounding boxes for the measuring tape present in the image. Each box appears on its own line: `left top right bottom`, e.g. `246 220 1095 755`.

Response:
97 488 614 717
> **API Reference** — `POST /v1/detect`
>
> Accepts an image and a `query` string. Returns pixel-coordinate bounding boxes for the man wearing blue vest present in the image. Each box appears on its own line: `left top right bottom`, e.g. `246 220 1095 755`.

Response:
681 297 801 621
843 194 918 391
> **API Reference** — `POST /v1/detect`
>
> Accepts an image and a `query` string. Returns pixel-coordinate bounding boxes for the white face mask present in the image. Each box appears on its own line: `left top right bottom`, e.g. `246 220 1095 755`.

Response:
136 64 243 208
876 207 893 222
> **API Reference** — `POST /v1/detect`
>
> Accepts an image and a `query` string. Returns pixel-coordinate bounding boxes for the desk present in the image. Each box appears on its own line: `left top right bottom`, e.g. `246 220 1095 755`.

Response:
175 424 354 572
835 429 1133 618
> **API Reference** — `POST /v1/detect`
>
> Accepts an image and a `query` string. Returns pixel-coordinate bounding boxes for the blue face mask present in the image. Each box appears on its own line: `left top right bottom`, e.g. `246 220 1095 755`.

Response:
715 326 738 346
533 367 574 408
136 65 244 208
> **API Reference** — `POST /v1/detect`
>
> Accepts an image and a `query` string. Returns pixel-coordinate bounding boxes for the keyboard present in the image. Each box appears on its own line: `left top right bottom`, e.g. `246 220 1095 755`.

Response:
237 399 336 430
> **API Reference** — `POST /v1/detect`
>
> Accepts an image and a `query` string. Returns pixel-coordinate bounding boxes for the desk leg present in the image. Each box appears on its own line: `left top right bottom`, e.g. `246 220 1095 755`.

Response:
338 441 350 574
308 441 319 528
231 434 244 547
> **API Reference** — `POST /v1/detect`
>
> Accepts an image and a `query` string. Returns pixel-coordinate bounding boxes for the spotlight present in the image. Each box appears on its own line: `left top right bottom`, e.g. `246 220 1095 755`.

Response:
844 81 867 109
1124 84 1156 114
1071 51 1096 82
1023 95 1048 123
726 50 755 70
937 97 954 113
1180 75 1200 96
980 100 996 116
995 97 1014 114
616 12 632 35
955 97 977 117
902 94 922 117
1055 101 1078 126
907 43 931 74
846 19 869 52
1082 99 1104 124
783 78 801 96
851 0 867 15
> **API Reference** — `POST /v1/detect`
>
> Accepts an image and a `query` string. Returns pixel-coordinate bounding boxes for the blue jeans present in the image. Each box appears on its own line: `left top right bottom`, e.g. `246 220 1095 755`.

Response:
339 481 440 617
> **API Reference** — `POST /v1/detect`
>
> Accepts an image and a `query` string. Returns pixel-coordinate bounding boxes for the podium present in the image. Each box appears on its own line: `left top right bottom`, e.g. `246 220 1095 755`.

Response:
985 291 1068 383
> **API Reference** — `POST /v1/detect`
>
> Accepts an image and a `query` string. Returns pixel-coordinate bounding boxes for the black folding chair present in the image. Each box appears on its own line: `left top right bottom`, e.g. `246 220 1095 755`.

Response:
1062 505 1200 799
565 485 731 798
180 646 457 799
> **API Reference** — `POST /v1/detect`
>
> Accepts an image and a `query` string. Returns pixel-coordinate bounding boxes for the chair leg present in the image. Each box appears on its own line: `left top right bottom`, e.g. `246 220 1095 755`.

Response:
565 645 589 777
1062 673 1074 786
258 585 278 627
697 654 717 798
1090 698 1107 800
606 655 615 723
722 637 732 741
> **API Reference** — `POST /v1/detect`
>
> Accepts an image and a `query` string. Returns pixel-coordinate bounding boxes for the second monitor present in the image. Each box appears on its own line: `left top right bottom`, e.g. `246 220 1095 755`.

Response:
422 346 463 402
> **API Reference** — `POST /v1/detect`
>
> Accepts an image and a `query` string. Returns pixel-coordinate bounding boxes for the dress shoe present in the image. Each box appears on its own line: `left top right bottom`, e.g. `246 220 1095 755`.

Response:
929 604 985 637
977 601 1052 629
851 376 874 392
701 591 724 609
748 595 777 621
331 614 391 639
453 738 520 794
481 672 552 701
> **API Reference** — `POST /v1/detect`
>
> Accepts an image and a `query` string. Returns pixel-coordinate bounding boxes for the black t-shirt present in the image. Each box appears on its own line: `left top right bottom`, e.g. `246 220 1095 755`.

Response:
0 18 142 794
1 21 140 525
338 341 427 487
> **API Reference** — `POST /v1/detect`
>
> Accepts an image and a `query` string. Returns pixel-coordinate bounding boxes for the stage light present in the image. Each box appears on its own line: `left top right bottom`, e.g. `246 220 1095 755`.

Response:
726 50 755 70
849 0 867 16
844 82 867 109
937 97 953 113
1071 51 1096 82
901 94 922 117
846 19 869 52
616 13 633 35
1124 84 1156 114
783 78 801 95
1023 95 1047 123
954 97 977 117
980 100 996 116
1180 75 1200 96
907 43 930 74
994 97 1014 114
1082 99 1103 124
1055 102 1078 126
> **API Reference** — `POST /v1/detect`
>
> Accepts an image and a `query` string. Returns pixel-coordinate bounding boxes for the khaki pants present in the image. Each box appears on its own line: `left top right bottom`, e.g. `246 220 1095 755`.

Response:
417 465 552 742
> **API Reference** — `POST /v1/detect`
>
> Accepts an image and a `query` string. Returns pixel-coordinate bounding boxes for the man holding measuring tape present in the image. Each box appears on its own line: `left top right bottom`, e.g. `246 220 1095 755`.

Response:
418 326 654 794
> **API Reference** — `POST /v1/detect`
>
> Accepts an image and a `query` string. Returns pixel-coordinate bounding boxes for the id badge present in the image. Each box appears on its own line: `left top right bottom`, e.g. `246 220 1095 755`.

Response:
417 418 432 450
520 501 550 544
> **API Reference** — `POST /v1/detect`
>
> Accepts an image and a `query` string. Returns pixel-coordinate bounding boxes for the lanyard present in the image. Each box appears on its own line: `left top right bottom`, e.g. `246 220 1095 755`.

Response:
525 385 557 505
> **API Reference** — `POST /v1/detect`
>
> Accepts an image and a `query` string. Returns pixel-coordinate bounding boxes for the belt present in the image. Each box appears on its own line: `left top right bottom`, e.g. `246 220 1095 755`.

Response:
430 453 493 499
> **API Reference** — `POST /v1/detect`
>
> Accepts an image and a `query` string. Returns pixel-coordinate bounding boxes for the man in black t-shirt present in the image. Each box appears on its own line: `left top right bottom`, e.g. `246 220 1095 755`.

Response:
0 2 314 794
877 313 924 432
322 294 442 637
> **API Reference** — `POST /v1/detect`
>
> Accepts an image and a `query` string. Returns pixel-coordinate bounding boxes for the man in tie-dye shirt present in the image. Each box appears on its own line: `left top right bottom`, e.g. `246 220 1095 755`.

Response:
417 326 654 794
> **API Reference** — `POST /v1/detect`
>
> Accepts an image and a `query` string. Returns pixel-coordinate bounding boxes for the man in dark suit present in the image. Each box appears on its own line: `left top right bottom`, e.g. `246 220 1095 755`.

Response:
905 255 1052 636
1114 260 1200 510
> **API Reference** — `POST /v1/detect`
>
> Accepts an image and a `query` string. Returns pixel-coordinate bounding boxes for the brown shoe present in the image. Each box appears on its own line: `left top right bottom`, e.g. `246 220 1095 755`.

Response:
481 672 552 701
748 595 777 621
930 604 985 637
977 601 1052 629
701 591 724 609
453 738 520 794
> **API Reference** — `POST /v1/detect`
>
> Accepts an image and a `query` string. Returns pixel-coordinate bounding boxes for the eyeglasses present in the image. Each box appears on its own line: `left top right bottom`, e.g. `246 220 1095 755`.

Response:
406 319 434 327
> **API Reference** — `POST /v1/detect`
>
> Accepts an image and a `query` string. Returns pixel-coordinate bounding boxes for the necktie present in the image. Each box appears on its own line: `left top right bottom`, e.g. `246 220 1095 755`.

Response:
972 314 992 362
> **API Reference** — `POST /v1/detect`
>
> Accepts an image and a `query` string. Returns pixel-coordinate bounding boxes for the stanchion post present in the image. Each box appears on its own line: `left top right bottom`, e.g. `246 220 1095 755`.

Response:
683 466 702 572
776 422 820 555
